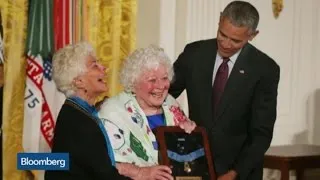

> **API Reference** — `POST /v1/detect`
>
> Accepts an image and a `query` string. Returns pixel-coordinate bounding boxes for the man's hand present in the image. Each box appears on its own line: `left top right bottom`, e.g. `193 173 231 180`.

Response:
217 170 237 180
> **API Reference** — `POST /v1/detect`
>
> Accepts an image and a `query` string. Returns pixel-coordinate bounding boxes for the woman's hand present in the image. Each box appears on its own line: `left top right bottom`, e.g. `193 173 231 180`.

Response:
116 163 173 180
135 165 173 180
178 119 196 134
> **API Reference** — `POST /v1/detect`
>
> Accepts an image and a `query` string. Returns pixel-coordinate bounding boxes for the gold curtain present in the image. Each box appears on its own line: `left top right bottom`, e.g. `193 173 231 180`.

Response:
0 0 33 179
1 0 136 179
85 0 136 97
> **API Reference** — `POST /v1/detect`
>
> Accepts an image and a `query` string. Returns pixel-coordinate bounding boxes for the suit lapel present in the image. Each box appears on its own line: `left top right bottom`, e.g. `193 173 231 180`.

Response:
215 44 252 121
193 40 217 126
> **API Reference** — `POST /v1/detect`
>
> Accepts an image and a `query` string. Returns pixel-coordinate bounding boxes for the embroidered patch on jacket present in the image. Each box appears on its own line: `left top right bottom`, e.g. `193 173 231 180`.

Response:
101 118 125 150
169 106 187 125
125 101 144 128
129 132 149 162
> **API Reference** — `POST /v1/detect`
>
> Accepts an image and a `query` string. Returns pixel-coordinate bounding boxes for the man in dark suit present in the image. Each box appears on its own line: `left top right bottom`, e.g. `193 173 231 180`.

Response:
169 1 280 180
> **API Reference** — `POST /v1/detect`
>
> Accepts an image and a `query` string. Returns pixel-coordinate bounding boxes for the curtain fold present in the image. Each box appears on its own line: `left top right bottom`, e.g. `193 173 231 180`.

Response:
0 0 33 179
86 0 136 97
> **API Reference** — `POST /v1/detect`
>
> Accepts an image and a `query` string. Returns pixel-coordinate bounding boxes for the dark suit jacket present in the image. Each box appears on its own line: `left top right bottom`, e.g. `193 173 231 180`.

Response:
169 39 280 180
45 99 127 180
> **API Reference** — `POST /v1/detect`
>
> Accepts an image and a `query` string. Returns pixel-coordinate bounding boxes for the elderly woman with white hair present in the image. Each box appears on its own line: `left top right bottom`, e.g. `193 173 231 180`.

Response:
44 42 128 180
99 45 196 180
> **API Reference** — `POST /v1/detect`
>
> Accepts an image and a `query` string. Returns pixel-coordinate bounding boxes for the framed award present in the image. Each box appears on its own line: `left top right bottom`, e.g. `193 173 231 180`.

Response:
155 126 216 180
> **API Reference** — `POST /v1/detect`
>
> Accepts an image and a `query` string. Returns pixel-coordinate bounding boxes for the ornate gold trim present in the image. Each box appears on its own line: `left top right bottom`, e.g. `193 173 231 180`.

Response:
272 0 283 19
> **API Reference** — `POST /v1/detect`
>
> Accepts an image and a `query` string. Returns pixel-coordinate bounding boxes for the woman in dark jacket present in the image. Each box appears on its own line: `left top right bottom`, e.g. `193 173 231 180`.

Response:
44 42 128 180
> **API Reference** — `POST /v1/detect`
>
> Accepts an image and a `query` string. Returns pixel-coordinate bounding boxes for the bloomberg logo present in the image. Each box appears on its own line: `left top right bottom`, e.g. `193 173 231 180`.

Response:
17 153 69 170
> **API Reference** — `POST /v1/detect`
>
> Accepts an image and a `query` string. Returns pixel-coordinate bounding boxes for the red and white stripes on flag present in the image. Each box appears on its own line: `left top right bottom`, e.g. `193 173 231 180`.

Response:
23 53 62 152
23 0 61 154
54 0 70 51
23 0 90 155
22 0 93 179
54 0 89 50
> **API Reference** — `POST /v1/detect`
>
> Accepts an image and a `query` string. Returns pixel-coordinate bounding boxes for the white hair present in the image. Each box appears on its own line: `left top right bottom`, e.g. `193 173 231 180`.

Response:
52 42 96 97
120 45 174 92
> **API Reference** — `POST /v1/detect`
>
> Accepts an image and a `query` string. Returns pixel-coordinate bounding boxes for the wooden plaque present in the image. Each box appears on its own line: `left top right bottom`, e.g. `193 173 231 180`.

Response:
155 126 216 180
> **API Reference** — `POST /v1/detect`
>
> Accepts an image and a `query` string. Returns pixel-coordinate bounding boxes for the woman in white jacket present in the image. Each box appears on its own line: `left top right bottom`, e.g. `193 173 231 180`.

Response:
99 45 196 180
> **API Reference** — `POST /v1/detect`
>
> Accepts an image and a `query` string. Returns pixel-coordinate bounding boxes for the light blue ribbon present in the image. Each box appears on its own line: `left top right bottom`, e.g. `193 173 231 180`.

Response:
92 111 116 167
167 148 205 162
69 97 116 167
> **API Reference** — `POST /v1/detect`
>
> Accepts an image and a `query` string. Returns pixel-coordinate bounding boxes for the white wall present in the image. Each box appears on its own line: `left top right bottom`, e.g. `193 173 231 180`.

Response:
137 0 160 48
137 0 320 179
